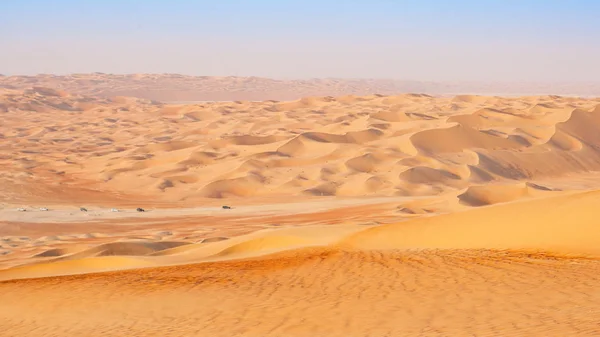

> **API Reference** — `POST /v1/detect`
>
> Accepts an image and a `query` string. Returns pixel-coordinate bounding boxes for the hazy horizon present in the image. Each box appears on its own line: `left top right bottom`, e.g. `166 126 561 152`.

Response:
2 0 600 82
3 72 600 85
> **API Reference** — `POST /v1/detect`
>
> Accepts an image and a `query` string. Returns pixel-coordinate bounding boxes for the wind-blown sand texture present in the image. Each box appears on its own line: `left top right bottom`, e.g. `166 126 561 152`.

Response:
2 86 600 336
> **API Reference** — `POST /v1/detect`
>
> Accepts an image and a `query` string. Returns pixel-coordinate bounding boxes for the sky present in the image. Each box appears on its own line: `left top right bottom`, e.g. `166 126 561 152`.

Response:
1 0 599 82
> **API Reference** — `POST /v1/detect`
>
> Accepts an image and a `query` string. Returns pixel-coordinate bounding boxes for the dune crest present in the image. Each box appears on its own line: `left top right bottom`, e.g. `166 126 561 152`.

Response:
2 89 600 203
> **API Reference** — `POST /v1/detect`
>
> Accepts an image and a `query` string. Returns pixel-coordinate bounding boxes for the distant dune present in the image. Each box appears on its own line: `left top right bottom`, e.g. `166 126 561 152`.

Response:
2 87 600 204
1 73 600 102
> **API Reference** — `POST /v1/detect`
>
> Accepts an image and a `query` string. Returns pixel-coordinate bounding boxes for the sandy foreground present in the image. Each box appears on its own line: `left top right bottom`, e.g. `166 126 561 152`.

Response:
2 85 600 336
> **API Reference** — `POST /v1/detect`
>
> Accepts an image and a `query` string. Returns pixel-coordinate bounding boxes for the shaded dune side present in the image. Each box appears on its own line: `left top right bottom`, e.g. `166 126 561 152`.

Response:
77 241 190 257
399 166 462 186
553 107 600 146
277 129 384 153
199 176 264 198
549 130 583 150
44 241 191 262
4 241 193 280
464 105 600 182
458 183 534 206
214 236 312 258
345 152 388 173
228 135 290 146
0 256 156 281
447 108 519 128
33 247 85 258
369 108 411 122
474 148 600 180
410 124 524 154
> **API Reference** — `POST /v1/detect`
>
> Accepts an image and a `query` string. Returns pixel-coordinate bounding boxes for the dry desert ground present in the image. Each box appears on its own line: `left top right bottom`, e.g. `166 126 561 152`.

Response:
1 78 600 336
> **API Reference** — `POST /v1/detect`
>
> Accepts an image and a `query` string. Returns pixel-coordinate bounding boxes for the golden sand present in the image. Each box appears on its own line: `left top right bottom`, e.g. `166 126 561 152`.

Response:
2 83 600 336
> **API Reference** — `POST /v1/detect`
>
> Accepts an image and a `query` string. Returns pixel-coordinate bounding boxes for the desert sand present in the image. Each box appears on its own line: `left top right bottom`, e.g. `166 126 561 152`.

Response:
2 82 600 336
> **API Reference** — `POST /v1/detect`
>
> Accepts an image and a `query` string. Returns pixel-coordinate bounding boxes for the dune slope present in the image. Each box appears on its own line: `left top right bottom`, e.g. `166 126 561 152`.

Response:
2 89 600 204
2 187 600 282
3 188 600 337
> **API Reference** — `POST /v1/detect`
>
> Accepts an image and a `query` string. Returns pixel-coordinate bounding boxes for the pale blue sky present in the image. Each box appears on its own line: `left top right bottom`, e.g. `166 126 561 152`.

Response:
1 0 599 81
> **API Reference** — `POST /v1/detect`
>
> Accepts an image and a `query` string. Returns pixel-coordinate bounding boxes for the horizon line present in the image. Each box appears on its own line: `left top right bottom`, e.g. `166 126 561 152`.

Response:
2 72 600 84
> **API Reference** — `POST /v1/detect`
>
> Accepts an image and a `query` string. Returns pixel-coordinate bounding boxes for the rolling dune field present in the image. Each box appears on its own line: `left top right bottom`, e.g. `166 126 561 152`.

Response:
2 84 600 336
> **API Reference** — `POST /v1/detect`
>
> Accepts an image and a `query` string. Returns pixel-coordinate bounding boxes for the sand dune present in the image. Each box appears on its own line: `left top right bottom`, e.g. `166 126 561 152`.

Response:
343 189 600 255
56 241 190 259
457 182 545 206
2 187 600 281
2 191 600 336
0 256 156 280
3 88 600 203
3 74 600 101
4 86 600 335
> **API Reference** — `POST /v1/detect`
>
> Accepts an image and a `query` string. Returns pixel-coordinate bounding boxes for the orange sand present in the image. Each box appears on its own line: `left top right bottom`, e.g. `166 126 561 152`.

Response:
2 83 600 336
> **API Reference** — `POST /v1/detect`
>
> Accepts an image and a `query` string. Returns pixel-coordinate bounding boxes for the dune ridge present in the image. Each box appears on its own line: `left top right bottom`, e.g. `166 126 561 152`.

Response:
2 88 600 204
2 187 600 281
2 188 600 336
